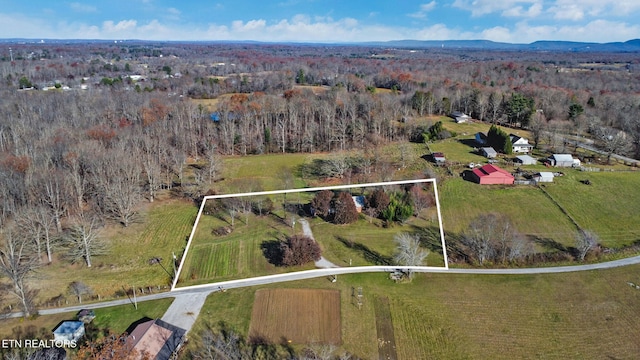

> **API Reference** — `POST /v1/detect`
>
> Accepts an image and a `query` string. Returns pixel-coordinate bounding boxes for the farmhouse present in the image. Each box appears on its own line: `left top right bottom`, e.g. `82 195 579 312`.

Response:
514 154 537 165
450 111 471 123
548 154 580 167
53 321 85 343
480 147 498 159
509 134 533 153
128 319 186 360
467 164 515 185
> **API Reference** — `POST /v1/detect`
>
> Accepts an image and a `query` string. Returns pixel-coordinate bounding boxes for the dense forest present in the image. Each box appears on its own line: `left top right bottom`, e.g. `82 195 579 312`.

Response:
0 41 639 316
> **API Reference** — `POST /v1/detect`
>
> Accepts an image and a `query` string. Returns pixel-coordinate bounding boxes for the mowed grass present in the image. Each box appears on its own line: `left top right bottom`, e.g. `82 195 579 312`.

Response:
30 199 197 303
248 288 341 345
440 177 578 246
178 211 314 287
542 170 640 247
191 265 640 359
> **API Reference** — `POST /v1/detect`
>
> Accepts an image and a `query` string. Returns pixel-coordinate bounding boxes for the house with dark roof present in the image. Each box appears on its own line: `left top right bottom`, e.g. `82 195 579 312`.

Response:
509 134 533 153
128 319 186 360
466 164 514 185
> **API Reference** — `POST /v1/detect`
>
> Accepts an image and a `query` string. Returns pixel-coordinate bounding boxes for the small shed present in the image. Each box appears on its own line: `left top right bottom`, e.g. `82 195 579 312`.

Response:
514 155 537 165
431 152 446 164
450 111 471 123
77 309 95 323
475 132 488 146
53 321 85 343
480 147 497 159
534 172 554 183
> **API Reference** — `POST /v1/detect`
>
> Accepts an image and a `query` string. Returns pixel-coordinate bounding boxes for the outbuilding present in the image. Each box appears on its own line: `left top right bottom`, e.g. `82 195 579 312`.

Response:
534 172 554 183
480 147 498 159
514 155 537 165
548 154 579 167
467 164 515 185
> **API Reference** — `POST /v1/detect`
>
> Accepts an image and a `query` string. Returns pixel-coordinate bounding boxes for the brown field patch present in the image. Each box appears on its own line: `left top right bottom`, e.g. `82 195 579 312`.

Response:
249 288 341 345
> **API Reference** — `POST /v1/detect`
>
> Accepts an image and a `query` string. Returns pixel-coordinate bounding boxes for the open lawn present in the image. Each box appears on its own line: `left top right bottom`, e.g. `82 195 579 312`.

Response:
440 177 579 247
542 170 640 247
189 264 640 359
30 199 196 306
248 288 341 345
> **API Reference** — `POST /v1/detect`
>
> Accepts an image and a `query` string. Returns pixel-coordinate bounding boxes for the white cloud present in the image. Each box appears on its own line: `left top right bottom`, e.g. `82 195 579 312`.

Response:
408 1 437 19
69 3 97 13
547 0 640 20
453 0 541 17
502 3 543 18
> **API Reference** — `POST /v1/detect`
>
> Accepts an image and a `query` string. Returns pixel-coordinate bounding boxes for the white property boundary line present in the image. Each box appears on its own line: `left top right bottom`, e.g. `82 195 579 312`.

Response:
171 178 448 291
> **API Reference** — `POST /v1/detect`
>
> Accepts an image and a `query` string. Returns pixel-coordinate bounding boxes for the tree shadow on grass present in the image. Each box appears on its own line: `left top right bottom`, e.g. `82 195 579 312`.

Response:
409 225 468 262
336 236 392 265
260 240 284 266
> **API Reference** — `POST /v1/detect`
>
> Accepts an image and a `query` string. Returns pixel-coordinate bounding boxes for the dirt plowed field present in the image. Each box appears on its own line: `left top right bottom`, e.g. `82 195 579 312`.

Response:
249 288 341 345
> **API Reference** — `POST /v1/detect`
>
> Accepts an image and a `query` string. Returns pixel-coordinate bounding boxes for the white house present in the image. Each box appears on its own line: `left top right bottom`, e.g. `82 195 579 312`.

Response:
509 134 533 153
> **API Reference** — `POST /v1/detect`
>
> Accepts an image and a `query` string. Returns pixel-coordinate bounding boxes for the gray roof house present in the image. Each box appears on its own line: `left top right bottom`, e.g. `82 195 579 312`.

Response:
514 155 537 165
480 147 498 158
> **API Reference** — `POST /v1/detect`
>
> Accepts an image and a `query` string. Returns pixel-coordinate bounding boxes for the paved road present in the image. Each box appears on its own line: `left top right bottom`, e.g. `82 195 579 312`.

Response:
564 137 639 165
6 255 640 325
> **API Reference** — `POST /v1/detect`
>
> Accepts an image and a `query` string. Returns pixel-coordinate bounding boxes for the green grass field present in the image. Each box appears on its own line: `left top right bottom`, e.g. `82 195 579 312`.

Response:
31 199 197 304
189 265 640 359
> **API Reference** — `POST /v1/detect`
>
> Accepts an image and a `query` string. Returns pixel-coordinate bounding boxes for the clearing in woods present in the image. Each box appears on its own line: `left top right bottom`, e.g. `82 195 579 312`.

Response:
248 288 341 345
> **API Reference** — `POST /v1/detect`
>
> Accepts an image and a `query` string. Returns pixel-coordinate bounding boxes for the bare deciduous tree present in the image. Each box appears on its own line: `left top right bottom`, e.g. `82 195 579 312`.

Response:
461 213 529 265
393 232 428 279
575 229 598 262
0 228 39 317
64 212 106 267
68 281 93 303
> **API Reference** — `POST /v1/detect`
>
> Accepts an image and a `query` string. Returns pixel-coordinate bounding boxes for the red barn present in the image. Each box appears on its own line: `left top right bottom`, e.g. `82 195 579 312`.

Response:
469 164 514 185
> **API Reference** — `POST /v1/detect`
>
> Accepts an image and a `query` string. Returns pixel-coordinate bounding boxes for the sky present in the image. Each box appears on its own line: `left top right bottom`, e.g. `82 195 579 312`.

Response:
0 0 639 43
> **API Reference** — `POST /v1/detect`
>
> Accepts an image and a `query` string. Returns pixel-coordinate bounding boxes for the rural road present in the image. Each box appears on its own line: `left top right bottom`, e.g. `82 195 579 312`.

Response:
12 253 640 323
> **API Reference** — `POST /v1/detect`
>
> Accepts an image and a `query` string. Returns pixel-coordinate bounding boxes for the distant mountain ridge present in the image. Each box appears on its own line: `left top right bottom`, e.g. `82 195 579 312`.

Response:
364 39 640 52
1 38 640 52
